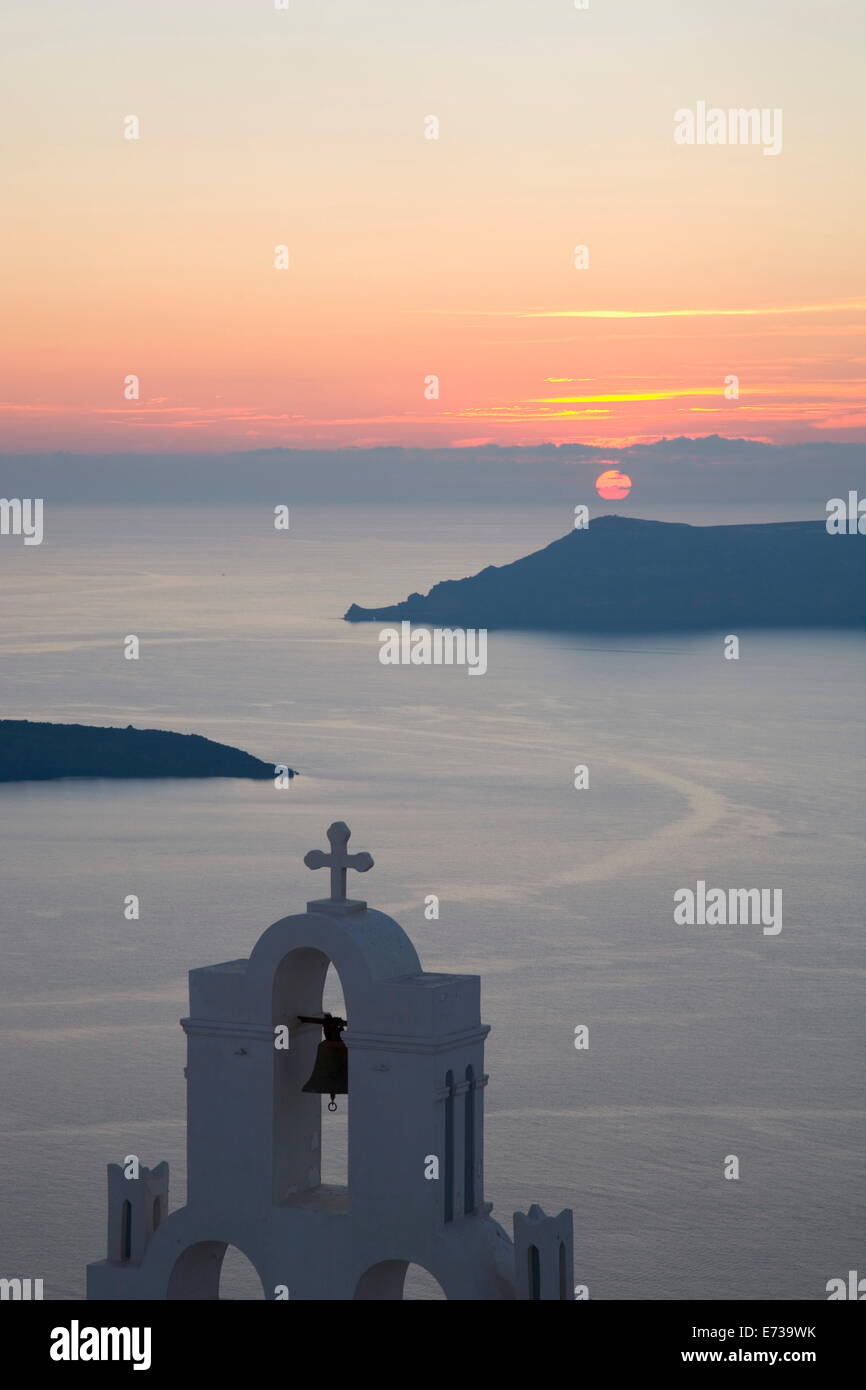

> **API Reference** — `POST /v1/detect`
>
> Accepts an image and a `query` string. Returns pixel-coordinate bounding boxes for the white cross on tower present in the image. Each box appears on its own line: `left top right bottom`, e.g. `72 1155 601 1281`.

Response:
304 821 374 916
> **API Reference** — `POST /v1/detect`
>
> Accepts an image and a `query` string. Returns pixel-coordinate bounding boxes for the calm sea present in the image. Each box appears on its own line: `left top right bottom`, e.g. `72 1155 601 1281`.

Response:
1 503 863 1299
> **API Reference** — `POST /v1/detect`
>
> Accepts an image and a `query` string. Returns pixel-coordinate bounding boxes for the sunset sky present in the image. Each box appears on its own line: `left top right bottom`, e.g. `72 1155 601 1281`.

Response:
2 0 865 453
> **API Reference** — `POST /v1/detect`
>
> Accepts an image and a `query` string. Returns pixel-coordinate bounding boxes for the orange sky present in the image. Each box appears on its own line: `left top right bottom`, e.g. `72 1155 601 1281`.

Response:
2 1 864 453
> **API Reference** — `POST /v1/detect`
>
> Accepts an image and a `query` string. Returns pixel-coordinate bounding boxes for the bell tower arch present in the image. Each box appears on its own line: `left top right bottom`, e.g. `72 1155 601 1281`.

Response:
270 944 331 1203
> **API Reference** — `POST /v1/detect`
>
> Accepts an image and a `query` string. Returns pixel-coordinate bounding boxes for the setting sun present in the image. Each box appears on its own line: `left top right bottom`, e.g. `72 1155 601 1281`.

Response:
595 468 633 500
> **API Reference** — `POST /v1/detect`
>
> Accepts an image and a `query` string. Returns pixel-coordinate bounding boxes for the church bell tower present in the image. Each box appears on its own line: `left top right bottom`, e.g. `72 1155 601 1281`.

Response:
87 822 573 1300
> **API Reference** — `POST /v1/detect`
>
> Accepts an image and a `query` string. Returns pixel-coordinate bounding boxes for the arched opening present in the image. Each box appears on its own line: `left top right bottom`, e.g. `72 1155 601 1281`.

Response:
528 1244 541 1300
444 1070 454 1222
354 1260 447 1301
318 964 348 1187
219 1245 267 1300
404 1264 447 1300
464 1065 475 1214
167 1241 266 1300
121 1201 132 1262
271 946 350 1207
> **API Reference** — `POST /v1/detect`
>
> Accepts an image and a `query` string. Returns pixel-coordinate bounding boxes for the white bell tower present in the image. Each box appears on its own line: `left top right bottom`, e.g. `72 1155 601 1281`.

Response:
87 822 573 1300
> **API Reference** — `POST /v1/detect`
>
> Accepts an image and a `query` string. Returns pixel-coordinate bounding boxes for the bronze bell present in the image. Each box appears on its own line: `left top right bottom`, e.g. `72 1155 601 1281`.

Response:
298 1013 348 1111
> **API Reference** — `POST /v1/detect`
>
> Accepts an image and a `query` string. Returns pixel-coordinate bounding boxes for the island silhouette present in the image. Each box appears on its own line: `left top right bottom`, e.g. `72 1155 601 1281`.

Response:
0 720 284 783
344 516 866 632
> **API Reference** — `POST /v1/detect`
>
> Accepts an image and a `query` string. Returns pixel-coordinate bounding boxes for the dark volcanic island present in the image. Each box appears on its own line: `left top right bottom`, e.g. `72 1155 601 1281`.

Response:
344 516 866 632
0 721 284 783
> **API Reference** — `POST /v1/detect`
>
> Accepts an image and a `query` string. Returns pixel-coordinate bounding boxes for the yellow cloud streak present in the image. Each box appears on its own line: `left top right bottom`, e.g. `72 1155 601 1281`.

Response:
534 389 716 403
534 383 865 404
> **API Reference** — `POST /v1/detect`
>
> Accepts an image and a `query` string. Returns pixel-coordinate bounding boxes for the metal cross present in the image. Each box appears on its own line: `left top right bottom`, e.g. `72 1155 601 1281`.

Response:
304 822 373 902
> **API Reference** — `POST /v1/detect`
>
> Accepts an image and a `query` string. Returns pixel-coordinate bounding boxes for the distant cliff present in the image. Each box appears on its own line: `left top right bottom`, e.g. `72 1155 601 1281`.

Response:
345 516 866 632
0 721 285 783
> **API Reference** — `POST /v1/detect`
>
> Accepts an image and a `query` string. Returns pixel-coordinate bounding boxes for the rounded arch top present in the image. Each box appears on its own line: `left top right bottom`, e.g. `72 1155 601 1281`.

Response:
245 909 422 1017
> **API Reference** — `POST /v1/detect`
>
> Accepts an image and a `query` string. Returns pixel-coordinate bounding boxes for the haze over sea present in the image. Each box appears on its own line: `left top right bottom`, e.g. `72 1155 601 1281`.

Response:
1 502 864 1299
